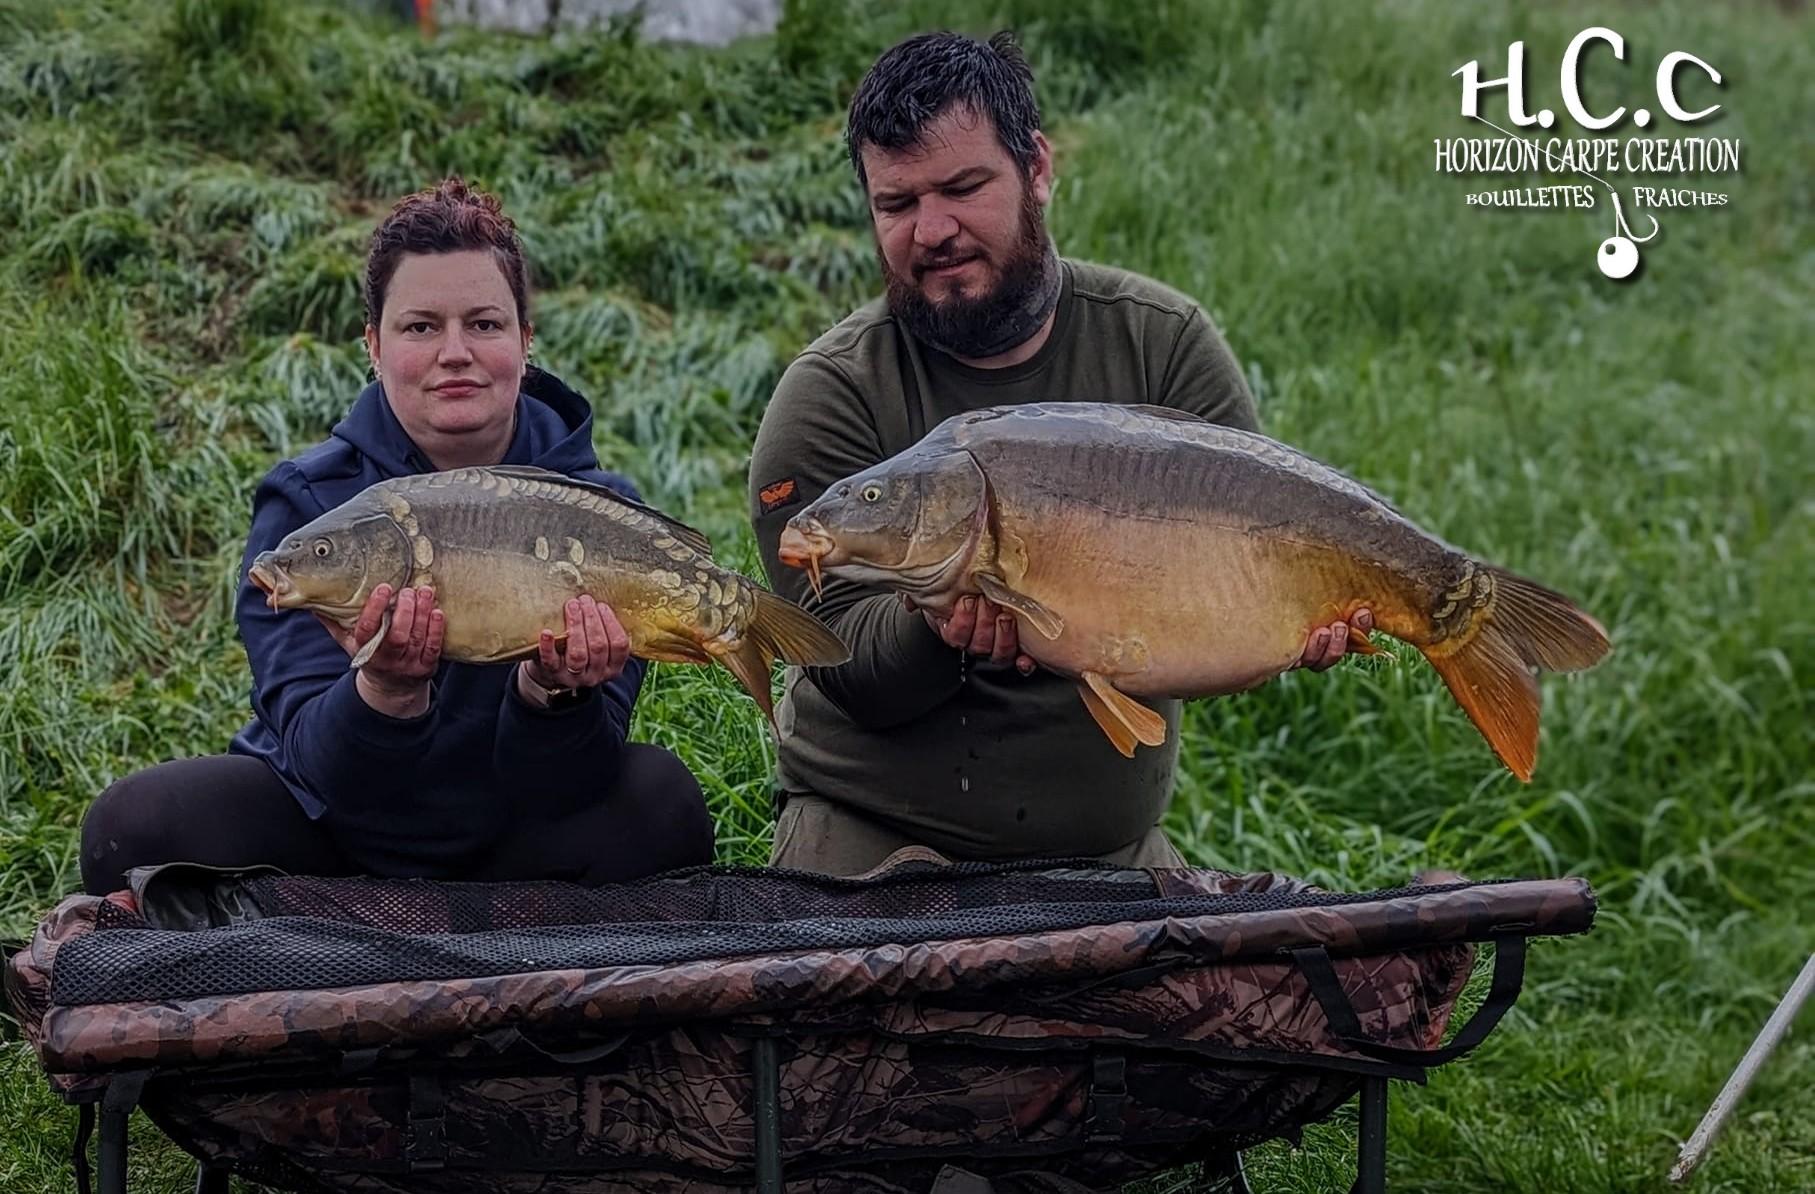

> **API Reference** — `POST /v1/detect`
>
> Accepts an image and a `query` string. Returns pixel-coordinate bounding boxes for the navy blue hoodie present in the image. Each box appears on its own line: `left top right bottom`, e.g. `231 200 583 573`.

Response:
228 368 649 875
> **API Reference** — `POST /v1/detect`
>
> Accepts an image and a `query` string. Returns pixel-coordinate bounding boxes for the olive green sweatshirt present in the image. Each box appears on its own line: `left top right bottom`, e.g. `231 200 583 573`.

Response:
748 258 1259 860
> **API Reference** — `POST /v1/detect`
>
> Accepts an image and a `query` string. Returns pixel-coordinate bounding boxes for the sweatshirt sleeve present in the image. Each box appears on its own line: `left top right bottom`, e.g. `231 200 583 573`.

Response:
1159 306 1262 432
749 352 964 729
236 463 442 812
490 624 644 788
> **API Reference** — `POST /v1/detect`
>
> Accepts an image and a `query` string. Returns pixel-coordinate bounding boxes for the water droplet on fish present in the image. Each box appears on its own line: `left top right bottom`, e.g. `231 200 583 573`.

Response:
959 776 970 792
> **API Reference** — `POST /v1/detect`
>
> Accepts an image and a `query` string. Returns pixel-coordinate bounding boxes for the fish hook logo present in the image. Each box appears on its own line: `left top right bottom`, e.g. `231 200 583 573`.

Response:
1598 192 1657 280
1434 26 1741 281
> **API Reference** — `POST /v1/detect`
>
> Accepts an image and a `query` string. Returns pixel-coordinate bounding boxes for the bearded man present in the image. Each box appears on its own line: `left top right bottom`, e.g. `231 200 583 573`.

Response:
748 30 1368 875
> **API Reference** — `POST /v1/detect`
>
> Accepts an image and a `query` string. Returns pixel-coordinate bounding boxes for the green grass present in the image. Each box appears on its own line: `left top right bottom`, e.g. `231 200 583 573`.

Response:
1 0 1810 1190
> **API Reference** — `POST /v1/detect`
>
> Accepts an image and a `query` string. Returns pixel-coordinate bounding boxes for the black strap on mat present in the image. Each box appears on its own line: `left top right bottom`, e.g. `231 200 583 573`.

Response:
1085 1051 1129 1144
405 1074 448 1172
1292 933 1527 1068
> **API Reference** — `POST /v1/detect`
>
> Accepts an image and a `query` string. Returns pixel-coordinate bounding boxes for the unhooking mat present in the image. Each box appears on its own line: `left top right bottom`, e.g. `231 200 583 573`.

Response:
6 855 1596 1192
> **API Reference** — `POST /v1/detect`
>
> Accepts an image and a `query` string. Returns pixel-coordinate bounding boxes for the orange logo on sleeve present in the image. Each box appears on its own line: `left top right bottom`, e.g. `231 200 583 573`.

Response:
758 478 800 514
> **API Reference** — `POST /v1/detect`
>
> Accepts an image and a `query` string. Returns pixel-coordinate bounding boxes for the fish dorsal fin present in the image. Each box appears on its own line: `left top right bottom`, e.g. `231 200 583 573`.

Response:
484 465 714 558
1126 404 1210 424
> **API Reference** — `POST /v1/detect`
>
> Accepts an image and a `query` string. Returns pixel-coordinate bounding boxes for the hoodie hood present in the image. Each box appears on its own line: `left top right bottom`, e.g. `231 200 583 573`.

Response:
330 366 602 478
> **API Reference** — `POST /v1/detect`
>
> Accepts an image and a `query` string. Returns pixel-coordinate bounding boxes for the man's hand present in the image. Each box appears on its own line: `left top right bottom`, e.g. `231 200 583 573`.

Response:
913 594 1037 676
1296 607 1374 672
317 584 444 718
518 595 631 703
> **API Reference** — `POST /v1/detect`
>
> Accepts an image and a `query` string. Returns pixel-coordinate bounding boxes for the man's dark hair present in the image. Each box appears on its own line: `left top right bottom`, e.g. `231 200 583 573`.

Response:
363 175 530 329
845 30 1041 190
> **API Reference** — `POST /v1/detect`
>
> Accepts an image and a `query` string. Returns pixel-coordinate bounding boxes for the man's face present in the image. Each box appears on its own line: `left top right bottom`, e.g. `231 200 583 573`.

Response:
861 106 1054 349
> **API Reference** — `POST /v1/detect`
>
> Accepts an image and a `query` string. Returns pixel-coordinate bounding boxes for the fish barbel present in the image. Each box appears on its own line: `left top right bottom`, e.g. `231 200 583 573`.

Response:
777 403 1610 780
249 464 848 723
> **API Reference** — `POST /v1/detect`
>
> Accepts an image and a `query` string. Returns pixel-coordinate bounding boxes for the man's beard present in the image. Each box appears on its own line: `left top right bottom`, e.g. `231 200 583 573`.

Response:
882 184 1061 362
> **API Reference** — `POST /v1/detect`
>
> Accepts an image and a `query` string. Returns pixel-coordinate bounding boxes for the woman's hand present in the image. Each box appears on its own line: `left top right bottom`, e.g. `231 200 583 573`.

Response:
318 584 445 718
517 595 631 705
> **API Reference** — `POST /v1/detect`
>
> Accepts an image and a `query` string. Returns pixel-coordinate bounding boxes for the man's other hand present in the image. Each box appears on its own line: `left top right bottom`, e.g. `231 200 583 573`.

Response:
1297 608 1375 671
912 594 1037 676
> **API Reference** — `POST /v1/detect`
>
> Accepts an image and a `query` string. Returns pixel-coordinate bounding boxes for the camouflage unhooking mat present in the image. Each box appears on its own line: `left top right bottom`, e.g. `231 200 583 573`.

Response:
5 855 1595 1193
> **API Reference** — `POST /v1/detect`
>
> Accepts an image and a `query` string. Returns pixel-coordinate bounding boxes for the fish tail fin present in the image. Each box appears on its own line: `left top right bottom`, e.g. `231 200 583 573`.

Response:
1421 565 1611 782
748 589 851 667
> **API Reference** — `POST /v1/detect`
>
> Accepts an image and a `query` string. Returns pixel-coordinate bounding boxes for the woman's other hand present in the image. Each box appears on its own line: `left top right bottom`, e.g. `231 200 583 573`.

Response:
318 584 444 718
517 595 631 704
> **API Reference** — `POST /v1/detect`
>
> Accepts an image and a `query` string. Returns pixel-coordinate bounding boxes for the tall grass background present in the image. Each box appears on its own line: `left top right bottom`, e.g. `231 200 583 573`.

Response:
0 0 1809 1189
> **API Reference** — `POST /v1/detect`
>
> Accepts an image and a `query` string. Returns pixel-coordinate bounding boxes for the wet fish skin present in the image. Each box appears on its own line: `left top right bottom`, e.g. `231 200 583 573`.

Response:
779 402 1610 780
250 465 848 724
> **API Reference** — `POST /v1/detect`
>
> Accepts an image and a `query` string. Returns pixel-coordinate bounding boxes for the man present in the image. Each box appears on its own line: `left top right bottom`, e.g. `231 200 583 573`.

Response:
749 31 1368 875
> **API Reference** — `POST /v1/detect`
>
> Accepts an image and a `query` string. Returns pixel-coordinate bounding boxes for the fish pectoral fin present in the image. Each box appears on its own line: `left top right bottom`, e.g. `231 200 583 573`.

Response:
1077 682 1138 758
975 574 1064 640
1080 671 1168 753
1347 629 1387 658
347 609 392 669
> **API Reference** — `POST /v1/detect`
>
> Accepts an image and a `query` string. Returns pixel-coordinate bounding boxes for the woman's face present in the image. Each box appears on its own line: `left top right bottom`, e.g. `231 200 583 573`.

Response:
365 249 530 469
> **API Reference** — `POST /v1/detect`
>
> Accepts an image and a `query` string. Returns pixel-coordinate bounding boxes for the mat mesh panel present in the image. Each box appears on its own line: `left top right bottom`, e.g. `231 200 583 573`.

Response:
244 863 1168 931
51 867 1473 1008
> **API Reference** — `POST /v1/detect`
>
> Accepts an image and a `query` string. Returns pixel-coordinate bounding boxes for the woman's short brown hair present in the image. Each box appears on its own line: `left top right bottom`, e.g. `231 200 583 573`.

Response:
363 176 530 330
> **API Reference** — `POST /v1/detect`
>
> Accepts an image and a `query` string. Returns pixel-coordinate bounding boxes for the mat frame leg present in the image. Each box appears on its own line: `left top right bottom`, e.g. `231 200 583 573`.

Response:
1351 1075 1389 1194
1211 1149 1254 1194
195 1163 230 1194
99 1104 129 1194
753 1036 783 1194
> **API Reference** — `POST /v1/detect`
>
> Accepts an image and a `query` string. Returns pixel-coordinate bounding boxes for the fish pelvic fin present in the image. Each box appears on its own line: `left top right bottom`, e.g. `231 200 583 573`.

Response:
721 638 779 731
748 588 850 667
1079 671 1168 758
975 574 1064 640
1422 564 1612 781
714 588 849 731
1078 682 1137 758
347 609 392 669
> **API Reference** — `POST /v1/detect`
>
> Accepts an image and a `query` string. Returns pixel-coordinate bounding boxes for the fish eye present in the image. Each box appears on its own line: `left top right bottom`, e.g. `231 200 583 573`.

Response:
861 483 883 503
313 539 332 558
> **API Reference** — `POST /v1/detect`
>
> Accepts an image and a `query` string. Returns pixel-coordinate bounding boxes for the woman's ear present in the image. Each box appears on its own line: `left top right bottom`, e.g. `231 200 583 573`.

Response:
364 325 381 379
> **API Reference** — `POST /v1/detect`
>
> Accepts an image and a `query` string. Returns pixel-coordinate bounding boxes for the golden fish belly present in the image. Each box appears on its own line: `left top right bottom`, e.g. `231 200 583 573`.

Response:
1002 517 1408 698
411 543 714 663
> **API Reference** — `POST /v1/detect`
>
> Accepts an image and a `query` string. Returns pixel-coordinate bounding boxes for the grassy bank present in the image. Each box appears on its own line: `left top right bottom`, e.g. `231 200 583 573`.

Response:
1 0 1809 1189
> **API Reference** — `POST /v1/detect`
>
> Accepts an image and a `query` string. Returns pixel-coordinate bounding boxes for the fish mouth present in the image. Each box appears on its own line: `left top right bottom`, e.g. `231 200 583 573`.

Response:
248 555 293 611
778 521 834 601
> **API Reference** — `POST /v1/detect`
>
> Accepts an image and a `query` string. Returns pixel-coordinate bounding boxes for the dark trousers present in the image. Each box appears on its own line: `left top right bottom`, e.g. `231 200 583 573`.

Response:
78 747 715 896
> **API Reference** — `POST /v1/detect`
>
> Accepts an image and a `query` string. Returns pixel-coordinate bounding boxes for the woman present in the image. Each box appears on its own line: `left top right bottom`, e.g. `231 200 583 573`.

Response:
78 177 715 895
